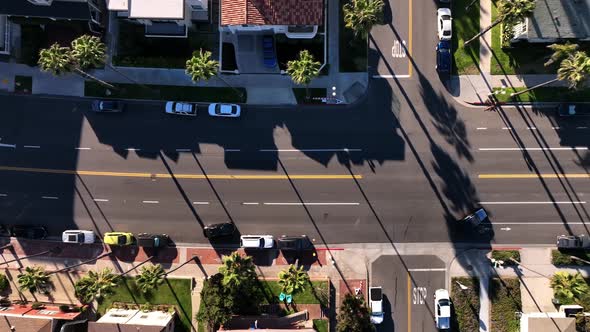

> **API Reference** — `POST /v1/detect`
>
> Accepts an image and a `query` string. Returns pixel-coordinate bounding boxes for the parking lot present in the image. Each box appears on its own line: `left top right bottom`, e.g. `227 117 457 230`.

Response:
371 255 446 332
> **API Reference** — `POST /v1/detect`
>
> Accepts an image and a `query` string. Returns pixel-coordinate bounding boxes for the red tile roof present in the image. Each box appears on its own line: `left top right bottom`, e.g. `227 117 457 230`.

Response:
221 0 323 26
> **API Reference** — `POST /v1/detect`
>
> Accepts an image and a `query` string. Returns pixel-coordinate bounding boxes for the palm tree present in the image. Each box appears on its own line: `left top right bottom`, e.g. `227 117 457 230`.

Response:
74 268 119 304
464 0 536 47
286 50 321 100
17 266 51 294
511 51 590 97
551 272 589 303
70 35 107 70
38 43 74 76
136 264 165 294
544 42 579 67
218 252 256 290
343 0 384 38
185 49 219 82
278 264 309 296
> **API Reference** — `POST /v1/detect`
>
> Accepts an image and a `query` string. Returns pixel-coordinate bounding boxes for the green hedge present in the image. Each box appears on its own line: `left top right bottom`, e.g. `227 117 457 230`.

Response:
85 81 246 103
491 250 521 266
313 319 328 332
552 250 590 266
493 87 590 103
451 277 480 332
490 278 521 332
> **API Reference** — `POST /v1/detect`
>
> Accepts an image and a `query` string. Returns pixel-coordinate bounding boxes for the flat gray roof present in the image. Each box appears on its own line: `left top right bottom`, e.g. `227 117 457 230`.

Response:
526 0 590 40
0 0 90 20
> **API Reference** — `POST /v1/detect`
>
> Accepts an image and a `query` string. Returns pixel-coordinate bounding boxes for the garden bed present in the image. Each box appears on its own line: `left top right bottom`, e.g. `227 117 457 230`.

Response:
313 319 328 332
84 81 246 103
493 87 590 103
293 88 327 104
97 277 192 332
276 34 324 71
490 278 521 332
451 277 480 332
114 21 217 69
491 250 521 266
339 1 367 72
552 250 590 266
255 280 329 306
452 0 480 74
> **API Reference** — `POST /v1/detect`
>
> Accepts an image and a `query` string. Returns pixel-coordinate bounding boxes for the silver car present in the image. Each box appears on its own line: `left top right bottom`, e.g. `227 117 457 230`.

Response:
62 230 96 244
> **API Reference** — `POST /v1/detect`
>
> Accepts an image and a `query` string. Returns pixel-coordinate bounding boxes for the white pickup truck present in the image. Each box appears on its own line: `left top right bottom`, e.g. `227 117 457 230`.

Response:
165 102 197 116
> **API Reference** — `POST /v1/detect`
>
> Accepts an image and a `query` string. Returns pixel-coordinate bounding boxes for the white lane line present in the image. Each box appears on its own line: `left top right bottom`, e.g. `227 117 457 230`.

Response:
242 202 260 205
193 201 210 205
23 145 41 149
478 147 587 151
0 194 7 197
407 268 446 272
577 126 589 129
0 143 16 149
263 202 361 206
126 148 141 151
75 147 92 150
500 227 511 231
142 200 159 204
176 148 191 152
502 127 512 130
93 198 109 202
494 222 588 225
372 74 411 79
259 148 362 152
552 126 561 130
476 127 487 130
480 201 586 205
41 196 59 200
225 149 241 152
527 127 537 130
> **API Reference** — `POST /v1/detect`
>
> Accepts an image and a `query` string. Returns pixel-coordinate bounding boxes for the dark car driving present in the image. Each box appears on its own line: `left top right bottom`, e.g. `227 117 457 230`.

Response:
203 223 236 239
436 40 451 74
92 100 124 113
136 233 169 248
278 235 312 251
10 225 48 239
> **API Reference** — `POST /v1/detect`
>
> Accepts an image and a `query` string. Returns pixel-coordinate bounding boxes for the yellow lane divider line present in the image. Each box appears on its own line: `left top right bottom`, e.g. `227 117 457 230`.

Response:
479 173 590 179
0 166 362 180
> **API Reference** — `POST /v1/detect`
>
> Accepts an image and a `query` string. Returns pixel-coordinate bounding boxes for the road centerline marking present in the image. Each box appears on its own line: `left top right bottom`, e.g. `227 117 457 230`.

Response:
408 0 413 77
478 147 587 151
193 201 210 205
479 201 586 205
407 268 446 272
41 196 58 200
93 198 109 202
142 200 159 204
479 173 590 179
0 166 362 180
263 202 360 206
24 145 41 149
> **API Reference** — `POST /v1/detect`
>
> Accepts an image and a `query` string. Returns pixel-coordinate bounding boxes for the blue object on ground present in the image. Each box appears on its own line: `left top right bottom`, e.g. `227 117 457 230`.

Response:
279 292 286 301
286 294 293 304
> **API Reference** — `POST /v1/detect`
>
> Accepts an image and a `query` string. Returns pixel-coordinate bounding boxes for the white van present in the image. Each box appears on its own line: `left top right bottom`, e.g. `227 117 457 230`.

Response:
240 235 274 249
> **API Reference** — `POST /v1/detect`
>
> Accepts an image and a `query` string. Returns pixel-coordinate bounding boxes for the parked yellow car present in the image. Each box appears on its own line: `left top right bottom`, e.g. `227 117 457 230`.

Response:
103 232 134 246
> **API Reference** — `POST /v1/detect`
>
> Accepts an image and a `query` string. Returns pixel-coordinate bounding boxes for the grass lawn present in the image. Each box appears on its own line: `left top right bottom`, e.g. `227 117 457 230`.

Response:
490 278 521 332
552 250 590 266
490 2 553 75
452 0 480 74
85 81 247 103
114 21 217 69
14 76 32 94
293 88 327 104
339 1 367 72
313 319 328 332
451 277 480 332
97 277 192 332
491 250 521 266
255 280 329 306
493 86 590 103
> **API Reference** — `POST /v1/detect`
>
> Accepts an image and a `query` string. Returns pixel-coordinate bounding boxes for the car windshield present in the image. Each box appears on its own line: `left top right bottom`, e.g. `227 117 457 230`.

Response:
215 104 223 114
442 15 451 20
443 30 451 36
439 317 451 329
117 235 126 245
439 299 450 306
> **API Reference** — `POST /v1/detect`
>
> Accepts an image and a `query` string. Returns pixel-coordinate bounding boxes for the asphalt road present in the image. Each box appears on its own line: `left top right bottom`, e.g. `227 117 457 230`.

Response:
0 0 588 246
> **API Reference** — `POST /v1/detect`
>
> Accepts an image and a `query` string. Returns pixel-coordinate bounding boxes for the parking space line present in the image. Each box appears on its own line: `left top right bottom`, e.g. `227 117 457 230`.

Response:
407 268 446 272
407 273 411 332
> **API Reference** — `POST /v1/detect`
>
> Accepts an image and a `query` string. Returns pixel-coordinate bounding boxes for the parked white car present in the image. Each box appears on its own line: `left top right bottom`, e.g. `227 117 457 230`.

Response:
437 8 452 40
62 230 95 244
208 103 241 117
434 289 452 330
240 235 274 248
369 286 384 324
165 102 197 116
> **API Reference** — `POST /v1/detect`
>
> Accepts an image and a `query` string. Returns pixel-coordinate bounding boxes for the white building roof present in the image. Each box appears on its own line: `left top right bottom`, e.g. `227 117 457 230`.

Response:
106 0 128 11
126 310 174 326
97 309 139 324
129 0 184 19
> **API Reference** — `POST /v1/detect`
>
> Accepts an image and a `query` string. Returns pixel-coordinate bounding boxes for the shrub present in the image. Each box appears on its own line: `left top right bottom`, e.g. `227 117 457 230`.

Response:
551 250 590 266
58 305 70 312
0 274 9 292
31 302 45 310
491 250 520 265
